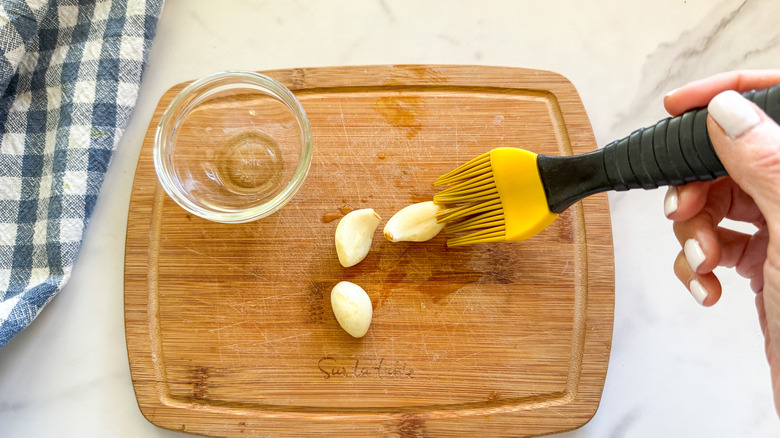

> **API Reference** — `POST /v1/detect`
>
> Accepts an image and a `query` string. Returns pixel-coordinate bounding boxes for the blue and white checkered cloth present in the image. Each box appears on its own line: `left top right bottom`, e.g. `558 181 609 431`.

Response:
0 0 162 348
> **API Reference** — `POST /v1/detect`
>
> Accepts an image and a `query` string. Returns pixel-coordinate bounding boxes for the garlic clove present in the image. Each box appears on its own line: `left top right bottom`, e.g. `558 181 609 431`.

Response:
335 208 382 267
330 281 373 338
383 201 445 242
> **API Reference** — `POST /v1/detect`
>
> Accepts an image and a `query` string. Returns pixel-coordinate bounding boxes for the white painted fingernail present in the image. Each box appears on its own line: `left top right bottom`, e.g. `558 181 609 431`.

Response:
664 186 678 217
684 238 706 272
689 279 709 305
708 90 761 138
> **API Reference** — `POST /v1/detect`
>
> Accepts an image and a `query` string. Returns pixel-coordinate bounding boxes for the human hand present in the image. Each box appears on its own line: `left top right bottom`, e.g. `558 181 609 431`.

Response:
663 70 780 415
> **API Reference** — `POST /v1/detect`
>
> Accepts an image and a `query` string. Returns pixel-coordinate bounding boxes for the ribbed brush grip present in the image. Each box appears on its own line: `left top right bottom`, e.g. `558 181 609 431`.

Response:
602 84 780 190
538 84 780 214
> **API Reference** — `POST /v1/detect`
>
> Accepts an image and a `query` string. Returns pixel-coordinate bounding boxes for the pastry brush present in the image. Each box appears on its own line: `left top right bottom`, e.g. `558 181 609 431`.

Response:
434 84 780 247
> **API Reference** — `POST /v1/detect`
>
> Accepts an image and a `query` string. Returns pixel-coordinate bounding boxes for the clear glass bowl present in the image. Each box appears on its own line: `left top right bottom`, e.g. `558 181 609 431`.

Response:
154 71 312 223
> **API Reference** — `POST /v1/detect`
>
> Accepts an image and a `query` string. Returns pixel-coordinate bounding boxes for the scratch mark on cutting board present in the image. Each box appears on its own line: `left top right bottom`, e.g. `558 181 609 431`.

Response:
260 332 313 357
338 101 370 200
208 321 245 333
449 113 461 159
437 288 464 317
338 102 350 139
234 295 283 314
266 332 312 343
176 245 266 280
415 316 430 358
442 323 458 355
418 322 459 335
452 351 483 364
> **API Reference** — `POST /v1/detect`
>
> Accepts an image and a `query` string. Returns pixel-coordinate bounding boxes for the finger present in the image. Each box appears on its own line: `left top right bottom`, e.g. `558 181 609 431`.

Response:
707 94 780 225
715 225 766 292
716 226 752 269
673 211 767 295
668 177 764 226
670 180 736 273
723 183 764 225
734 225 769 292
673 218 720 274
702 222 769 294
664 181 711 221
664 70 780 116
674 251 722 306
673 212 766 275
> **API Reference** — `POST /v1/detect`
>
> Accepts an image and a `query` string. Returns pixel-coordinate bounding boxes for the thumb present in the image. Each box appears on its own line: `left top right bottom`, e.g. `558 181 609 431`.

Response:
707 90 780 225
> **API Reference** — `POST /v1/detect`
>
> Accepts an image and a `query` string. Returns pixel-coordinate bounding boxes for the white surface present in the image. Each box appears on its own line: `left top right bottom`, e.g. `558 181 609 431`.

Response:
2 1 780 436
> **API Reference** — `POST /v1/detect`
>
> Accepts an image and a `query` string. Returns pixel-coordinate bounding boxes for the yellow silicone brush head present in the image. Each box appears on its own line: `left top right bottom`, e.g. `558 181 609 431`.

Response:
434 152 507 246
434 148 558 246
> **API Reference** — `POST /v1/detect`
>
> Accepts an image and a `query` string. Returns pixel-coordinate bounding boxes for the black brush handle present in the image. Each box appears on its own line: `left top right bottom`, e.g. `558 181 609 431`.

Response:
538 84 780 214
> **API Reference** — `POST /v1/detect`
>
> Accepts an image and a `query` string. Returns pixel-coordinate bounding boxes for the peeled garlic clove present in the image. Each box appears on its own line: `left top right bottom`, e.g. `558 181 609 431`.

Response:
384 201 445 242
330 281 373 338
335 208 381 267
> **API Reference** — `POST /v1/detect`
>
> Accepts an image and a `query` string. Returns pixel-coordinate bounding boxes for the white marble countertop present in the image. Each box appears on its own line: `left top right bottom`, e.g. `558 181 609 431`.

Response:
2 1 780 436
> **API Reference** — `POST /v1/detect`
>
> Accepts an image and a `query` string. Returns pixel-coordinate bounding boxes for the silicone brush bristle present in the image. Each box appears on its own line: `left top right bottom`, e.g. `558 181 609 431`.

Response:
434 147 558 247
434 153 508 246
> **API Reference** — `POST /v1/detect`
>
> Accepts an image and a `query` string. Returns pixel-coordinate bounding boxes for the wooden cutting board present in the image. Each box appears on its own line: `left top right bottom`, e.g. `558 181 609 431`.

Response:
125 65 614 437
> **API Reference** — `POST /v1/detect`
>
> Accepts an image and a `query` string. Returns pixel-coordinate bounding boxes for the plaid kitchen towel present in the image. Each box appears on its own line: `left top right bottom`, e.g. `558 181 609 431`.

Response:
0 0 163 348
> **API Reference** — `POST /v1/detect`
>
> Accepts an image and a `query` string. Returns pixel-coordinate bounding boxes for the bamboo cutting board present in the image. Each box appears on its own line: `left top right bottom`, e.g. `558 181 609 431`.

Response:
125 65 614 437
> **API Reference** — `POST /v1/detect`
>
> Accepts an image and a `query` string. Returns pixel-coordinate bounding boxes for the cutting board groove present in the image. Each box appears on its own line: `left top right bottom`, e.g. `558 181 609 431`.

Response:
125 65 614 437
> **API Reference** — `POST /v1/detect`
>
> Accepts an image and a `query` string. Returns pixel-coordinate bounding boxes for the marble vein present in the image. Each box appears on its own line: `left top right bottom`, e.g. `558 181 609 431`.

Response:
613 0 775 132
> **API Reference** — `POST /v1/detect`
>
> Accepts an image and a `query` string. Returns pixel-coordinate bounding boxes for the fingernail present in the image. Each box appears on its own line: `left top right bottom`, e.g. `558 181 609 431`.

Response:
684 238 706 272
708 90 761 138
664 186 678 217
689 279 709 305
664 87 679 99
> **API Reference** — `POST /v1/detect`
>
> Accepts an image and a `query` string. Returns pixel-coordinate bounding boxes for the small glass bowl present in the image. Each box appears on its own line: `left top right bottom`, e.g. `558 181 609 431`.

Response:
154 71 312 223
